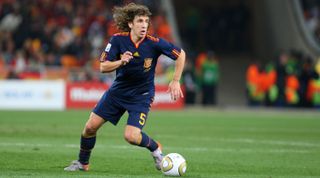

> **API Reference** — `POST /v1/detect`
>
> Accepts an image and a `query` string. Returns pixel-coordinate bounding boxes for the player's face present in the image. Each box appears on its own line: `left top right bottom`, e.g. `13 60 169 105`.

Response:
129 15 149 39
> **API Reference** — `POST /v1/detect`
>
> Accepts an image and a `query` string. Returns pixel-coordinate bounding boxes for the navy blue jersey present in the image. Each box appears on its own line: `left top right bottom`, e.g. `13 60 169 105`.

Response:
100 32 181 101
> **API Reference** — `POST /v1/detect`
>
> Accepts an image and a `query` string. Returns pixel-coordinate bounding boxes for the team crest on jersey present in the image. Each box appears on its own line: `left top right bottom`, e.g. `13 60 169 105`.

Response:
144 58 152 72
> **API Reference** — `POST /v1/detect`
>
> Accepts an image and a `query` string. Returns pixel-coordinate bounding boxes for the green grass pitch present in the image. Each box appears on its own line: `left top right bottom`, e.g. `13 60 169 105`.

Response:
0 109 319 178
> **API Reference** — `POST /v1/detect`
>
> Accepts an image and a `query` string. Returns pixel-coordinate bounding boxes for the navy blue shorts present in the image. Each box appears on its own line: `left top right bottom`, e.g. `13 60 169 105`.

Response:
92 91 152 129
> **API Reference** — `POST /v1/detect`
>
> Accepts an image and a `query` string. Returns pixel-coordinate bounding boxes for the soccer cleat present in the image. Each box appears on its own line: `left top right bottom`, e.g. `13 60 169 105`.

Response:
64 160 89 171
151 142 164 170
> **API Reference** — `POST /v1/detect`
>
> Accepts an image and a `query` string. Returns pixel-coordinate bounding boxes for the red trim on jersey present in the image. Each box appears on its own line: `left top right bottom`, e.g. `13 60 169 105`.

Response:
130 32 146 48
172 49 180 58
99 52 107 62
114 32 129 36
146 34 159 42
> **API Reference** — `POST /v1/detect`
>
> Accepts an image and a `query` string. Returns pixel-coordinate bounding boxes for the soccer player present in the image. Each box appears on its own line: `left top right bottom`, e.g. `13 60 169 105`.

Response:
64 3 185 171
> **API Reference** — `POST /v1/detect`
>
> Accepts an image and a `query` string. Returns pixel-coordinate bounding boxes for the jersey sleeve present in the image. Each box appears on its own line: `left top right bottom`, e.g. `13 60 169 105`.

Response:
99 36 119 62
157 38 181 60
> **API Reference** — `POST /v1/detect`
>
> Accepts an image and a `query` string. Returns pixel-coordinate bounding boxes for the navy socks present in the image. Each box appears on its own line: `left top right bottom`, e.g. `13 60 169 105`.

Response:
139 132 158 152
78 132 158 165
78 135 96 165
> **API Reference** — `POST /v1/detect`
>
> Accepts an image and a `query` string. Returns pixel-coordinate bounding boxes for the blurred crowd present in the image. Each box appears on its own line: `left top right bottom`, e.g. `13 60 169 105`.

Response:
4 0 320 108
0 0 173 82
182 51 219 106
246 50 320 108
0 0 221 106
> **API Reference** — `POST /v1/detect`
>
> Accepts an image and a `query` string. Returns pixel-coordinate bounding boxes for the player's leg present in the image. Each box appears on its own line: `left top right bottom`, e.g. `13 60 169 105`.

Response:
65 91 125 171
124 125 160 151
64 112 105 171
79 112 105 164
124 111 163 170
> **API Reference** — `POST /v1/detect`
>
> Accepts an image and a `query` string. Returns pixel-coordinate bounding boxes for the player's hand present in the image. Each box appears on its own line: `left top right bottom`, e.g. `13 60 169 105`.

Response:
167 80 184 101
120 51 133 66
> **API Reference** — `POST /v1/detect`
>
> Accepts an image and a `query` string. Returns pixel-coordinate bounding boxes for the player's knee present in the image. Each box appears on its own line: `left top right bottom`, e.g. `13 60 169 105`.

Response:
83 124 97 137
124 131 140 145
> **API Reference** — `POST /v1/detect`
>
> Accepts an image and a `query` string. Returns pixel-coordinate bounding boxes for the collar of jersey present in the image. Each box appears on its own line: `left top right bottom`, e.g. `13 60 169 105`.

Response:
129 32 146 48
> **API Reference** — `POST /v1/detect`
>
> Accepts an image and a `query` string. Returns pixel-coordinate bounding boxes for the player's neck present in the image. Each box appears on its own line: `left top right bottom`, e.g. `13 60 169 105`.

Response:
130 32 146 48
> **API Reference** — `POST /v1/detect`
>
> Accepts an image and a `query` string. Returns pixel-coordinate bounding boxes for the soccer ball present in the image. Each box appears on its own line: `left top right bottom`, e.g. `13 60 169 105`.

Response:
160 153 187 176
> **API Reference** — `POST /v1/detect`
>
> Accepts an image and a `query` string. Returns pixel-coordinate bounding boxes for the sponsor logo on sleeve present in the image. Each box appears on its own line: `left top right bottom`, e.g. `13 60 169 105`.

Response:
105 43 112 52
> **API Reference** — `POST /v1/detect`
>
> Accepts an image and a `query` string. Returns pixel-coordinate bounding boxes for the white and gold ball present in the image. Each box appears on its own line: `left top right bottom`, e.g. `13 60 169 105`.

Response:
160 153 187 176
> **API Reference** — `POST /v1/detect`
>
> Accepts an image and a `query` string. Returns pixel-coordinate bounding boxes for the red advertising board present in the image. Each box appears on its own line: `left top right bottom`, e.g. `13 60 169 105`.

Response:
152 85 185 109
66 82 184 109
66 82 109 109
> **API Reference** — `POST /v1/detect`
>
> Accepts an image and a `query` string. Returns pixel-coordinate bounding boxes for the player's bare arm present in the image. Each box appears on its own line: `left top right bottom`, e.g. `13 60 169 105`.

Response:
100 51 133 73
168 49 186 100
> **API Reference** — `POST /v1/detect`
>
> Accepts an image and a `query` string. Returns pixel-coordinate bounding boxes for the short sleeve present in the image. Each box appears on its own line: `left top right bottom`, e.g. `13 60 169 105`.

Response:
157 38 181 60
99 36 119 62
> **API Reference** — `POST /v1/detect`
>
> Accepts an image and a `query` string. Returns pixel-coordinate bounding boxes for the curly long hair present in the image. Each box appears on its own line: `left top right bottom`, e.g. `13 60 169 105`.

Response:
113 3 152 32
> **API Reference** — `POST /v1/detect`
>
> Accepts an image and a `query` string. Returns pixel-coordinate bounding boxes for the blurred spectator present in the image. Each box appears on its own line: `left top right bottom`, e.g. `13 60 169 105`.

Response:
200 51 219 105
194 51 207 89
275 51 289 106
182 57 197 105
264 62 277 106
299 55 316 107
246 61 264 106
12 50 27 73
6 69 20 79
307 59 320 108
285 73 300 106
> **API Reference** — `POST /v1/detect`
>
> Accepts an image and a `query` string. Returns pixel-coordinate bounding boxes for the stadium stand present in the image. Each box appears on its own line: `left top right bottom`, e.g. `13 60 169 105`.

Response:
0 0 174 84
1 0 320 108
